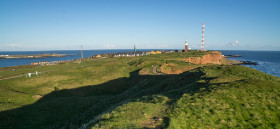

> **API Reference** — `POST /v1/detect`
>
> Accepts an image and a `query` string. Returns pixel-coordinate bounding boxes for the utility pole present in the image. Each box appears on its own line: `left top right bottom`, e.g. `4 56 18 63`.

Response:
81 45 83 59
134 44 136 56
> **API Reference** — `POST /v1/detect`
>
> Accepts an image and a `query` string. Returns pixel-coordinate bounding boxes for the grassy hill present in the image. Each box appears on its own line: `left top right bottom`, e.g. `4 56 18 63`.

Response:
0 51 279 129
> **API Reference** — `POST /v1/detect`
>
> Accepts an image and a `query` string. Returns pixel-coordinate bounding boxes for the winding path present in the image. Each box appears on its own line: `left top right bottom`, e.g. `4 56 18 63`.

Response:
152 65 162 74
0 75 22 81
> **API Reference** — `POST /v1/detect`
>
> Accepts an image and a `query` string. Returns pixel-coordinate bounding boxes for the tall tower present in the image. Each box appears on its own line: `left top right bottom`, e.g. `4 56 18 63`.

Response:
81 45 83 58
134 44 136 55
185 40 188 52
201 22 205 51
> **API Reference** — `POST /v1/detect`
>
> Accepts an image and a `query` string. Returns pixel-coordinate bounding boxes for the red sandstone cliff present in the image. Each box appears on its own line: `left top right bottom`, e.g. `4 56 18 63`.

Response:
183 51 229 64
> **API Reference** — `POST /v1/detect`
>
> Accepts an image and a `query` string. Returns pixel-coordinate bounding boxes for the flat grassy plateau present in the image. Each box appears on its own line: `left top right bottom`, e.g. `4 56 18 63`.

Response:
0 51 279 129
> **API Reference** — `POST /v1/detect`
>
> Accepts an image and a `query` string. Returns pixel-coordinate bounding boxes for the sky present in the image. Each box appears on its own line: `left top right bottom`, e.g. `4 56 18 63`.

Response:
0 0 279 51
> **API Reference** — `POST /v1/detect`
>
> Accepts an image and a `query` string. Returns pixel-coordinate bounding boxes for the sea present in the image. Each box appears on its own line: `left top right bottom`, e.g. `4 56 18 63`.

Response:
220 50 280 77
0 50 279 77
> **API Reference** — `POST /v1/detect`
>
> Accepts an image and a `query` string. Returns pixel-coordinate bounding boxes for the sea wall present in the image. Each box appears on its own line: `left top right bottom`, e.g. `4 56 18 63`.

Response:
183 51 228 64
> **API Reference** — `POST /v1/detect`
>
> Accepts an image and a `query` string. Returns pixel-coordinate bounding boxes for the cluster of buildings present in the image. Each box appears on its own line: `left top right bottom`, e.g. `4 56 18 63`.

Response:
112 50 165 57
30 61 55 65
92 50 172 59
30 60 73 66
113 52 147 57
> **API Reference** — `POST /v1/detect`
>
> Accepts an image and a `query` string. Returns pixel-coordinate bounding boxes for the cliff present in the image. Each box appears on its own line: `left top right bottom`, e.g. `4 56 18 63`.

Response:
146 51 230 75
183 51 229 64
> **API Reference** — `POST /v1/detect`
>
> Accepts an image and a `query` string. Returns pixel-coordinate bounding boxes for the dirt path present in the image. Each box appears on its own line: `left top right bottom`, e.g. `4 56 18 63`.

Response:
0 75 22 81
0 70 54 81
152 65 162 74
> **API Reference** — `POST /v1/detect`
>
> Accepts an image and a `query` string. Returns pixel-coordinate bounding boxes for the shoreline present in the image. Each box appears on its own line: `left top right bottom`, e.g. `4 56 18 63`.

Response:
0 50 173 68
1 50 279 77
0 50 259 67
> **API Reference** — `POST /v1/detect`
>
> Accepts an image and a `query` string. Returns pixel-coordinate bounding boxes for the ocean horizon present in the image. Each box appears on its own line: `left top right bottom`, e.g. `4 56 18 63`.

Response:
1 49 279 77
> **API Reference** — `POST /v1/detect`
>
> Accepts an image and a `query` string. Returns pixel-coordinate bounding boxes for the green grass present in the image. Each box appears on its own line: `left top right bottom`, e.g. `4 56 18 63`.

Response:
0 51 279 129
93 95 169 128
90 65 280 128
168 65 280 128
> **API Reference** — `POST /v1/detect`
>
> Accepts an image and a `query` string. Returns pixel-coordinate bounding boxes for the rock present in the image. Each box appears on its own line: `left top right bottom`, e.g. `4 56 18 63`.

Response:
228 60 258 65
228 60 243 65
224 55 242 58
242 61 258 65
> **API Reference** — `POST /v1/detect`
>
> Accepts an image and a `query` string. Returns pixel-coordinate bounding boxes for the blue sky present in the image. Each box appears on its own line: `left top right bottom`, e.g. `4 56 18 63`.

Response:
0 0 279 51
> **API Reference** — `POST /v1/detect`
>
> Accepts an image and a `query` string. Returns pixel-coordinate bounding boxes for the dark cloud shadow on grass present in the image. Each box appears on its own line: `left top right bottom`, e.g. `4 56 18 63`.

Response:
0 67 232 129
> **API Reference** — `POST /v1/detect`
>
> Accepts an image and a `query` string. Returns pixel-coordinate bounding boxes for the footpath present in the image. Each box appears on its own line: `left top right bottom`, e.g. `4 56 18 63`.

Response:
152 65 162 74
0 70 53 81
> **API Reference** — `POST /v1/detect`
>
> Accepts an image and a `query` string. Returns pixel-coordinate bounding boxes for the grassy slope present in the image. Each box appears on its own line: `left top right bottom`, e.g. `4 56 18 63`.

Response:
169 66 280 128
92 65 280 129
0 51 279 129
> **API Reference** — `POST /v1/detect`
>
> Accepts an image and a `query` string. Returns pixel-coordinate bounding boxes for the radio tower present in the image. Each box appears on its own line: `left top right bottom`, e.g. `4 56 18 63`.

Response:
201 22 205 51
81 45 83 59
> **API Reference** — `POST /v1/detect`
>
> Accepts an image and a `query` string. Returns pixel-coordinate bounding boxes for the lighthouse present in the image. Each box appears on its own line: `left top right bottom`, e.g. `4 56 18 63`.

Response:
185 40 188 52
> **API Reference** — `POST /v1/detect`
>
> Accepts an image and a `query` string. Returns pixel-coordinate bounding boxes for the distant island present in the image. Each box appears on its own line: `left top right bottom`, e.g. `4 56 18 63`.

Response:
0 53 72 59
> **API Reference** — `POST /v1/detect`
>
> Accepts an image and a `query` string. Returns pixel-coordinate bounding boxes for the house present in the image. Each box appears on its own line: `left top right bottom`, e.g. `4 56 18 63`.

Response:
156 51 162 54
96 55 102 58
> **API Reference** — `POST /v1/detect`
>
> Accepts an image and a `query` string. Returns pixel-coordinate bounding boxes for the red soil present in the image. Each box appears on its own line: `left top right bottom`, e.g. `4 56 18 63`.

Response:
183 51 229 65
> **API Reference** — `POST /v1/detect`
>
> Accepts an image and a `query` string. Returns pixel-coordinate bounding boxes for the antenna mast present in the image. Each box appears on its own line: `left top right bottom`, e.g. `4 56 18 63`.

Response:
81 45 83 59
201 22 205 51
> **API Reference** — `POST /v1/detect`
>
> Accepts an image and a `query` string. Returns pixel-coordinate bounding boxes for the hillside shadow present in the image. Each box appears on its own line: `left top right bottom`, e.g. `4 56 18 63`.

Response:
0 67 229 129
